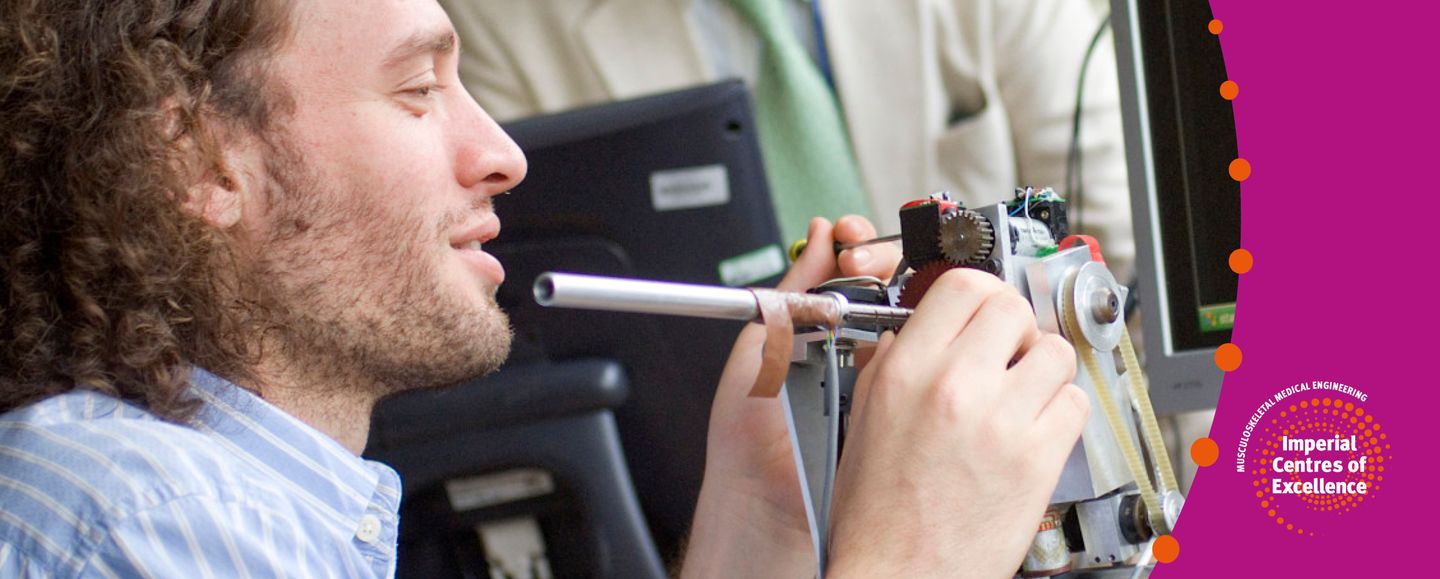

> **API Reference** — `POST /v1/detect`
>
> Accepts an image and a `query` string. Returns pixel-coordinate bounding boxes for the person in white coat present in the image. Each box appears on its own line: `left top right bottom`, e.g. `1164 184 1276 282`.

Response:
442 0 1134 279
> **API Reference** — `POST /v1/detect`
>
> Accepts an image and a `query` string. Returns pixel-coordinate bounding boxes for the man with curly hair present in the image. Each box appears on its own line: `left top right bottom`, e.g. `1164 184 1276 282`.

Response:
0 0 1088 576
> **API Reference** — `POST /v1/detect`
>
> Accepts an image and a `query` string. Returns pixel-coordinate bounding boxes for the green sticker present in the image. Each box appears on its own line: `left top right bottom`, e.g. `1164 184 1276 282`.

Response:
719 244 787 287
1198 302 1236 332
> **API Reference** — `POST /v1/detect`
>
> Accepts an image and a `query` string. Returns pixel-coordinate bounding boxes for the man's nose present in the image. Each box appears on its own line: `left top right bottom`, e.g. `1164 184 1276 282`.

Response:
455 99 527 196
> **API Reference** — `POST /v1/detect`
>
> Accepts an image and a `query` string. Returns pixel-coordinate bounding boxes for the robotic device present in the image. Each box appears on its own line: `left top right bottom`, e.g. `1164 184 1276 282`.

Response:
533 188 1181 577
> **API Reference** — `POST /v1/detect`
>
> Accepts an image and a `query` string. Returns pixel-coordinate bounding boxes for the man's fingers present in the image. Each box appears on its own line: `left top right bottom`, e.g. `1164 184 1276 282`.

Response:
1035 383 1091 467
835 215 901 282
1003 333 1078 418
888 268 1010 373
849 330 895 426
833 214 878 243
777 217 837 292
943 290 1042 385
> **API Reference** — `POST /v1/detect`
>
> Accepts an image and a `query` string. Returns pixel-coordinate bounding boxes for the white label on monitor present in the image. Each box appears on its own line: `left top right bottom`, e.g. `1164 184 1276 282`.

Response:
650 164 730 211
719 244 787 287
444 468 555 512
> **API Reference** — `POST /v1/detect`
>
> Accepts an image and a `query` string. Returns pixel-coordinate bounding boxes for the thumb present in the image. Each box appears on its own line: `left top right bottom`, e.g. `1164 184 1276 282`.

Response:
777 217 838 292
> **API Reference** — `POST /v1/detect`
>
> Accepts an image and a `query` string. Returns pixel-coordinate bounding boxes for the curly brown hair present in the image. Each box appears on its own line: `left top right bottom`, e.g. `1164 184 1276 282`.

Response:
1 0 293 420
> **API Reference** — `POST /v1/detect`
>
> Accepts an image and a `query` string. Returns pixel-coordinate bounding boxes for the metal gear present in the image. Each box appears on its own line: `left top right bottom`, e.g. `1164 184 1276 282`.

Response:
897 261 960 309
938 209 995 265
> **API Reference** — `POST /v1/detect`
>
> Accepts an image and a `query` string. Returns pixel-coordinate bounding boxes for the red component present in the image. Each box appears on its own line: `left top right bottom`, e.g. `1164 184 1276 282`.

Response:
900 199 961 212
1058 234 1105 265
897 261 961 309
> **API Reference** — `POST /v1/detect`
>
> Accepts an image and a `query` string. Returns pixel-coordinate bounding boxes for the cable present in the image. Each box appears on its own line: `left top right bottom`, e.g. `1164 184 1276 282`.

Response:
818 330 841 576
1066 13 1113 234
1021 186 1040 246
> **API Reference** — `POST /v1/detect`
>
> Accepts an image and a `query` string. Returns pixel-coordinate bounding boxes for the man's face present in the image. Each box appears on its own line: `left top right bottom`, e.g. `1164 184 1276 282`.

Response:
241 0 525 394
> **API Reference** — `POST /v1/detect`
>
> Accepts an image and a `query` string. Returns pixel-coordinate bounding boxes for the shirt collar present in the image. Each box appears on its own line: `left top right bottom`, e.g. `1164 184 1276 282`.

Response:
185 368 402 526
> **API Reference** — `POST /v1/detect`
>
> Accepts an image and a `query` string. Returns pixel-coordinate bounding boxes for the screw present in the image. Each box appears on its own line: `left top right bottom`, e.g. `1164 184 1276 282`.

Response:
1090 287 1120 324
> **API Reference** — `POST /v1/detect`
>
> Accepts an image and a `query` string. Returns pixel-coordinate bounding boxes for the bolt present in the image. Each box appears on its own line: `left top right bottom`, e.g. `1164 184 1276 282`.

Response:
1090 287 1120 324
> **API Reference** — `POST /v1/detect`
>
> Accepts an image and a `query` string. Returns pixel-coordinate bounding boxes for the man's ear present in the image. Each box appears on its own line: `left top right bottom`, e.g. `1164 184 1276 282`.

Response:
183 133 265 231
165 99 263 230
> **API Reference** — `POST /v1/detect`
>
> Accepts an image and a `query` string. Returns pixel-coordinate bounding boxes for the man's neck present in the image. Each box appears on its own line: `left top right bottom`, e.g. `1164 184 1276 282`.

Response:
255 381 378 455
227 356 384 455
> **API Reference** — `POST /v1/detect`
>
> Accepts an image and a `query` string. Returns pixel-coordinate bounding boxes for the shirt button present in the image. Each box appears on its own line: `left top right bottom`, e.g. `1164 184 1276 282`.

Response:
356 514 382 543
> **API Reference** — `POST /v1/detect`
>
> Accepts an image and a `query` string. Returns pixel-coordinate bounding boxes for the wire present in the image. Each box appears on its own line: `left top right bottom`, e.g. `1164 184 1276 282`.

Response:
816 276 887 293
1021 187 1040 245
1066 13 1113 234
819 330 841 576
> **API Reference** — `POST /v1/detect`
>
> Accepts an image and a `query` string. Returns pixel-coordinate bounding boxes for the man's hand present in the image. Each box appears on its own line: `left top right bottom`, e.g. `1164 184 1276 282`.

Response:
681 216 898 578
828 269 1089 578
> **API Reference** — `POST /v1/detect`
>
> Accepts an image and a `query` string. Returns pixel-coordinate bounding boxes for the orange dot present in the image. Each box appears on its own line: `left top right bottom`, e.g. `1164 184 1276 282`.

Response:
1153 535 1180 564
1230 158 1252 182
1229 248 1253 274
1191 437 1219 467
1267 509 1276 517
1220 80 1240 100
1209 19 1224 35
1216 343 1243 371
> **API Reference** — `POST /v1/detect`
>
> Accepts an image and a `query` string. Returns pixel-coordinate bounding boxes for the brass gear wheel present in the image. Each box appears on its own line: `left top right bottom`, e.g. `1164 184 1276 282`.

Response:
938 210 995 265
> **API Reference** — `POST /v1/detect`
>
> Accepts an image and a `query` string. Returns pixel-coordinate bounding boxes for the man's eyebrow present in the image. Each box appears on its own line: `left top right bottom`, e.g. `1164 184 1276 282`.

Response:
382 28 457 69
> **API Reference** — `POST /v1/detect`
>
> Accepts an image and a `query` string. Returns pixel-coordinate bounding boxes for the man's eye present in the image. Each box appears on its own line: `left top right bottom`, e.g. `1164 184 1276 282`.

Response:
409 85 438 98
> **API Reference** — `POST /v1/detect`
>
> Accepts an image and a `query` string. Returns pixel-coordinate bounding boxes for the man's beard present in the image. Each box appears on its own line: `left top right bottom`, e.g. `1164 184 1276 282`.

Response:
238 141 512 398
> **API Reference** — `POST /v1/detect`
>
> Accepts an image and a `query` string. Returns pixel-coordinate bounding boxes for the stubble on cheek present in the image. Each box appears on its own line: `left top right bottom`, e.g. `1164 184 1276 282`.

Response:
245 152 512 396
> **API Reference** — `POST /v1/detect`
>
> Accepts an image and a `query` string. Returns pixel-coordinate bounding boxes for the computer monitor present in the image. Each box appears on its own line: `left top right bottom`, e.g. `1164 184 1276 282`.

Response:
483 80 784 558
1111 0 1241 413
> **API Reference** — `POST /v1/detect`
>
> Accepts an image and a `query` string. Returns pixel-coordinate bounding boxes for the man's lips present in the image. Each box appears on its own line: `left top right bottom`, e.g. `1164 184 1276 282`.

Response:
450 216 504 285
448 215 500 248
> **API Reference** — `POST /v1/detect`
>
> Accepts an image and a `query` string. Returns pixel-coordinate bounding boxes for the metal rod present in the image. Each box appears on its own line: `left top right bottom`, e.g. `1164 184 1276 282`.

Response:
837 233 903 252
534 272 760 321
534 272 914 329
844 302 913 328
787 233 903 261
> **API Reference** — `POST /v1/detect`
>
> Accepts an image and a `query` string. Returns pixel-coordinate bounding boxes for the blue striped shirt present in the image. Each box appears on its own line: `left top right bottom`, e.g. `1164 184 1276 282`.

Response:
0 369 403 578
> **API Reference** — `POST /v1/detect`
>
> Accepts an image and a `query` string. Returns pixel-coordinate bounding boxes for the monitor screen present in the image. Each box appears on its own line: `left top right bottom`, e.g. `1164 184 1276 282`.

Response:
1113 0 1241 411
483 81 783 557
1139 0 1241 351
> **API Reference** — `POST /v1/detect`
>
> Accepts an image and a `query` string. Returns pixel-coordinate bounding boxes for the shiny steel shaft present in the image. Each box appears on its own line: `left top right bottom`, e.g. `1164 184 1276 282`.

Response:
535 272 761 321
842 301 913 328
534 272 912 328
